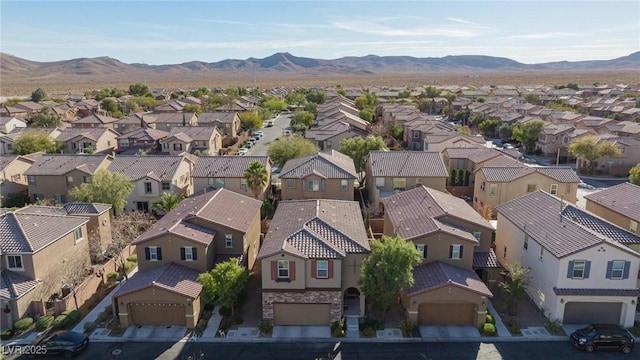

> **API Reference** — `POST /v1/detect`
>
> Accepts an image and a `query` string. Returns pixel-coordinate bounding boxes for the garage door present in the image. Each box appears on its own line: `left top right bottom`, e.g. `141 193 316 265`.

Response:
273 303 331 325
563 302 622 324
418 303 475 325
130 303 185 326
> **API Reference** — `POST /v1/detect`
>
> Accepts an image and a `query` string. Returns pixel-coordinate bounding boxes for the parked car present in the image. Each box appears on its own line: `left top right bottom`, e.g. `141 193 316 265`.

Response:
254 131 264 137
29 330 89 358
264 120 274 127
246 139 256 147
570 324 634 354
271 166 281 174
237 148 248 155
253 133 261 141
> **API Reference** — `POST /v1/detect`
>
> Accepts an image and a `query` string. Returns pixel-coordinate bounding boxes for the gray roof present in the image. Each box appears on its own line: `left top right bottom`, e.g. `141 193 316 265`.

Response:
16 203 111 216
24 154 111 176
473 250 500 268
407 261 492 297
383 185 492 241
153 113 196 124
0 211 88 253
584 182 640 222
535 167 581 183
116 127 168 141
495 190 640 259
107 155 186 182
553 287 640 297
197 112 237 124
54 128 116 142
74 114 119 124
443 147 502 164
258 200 370 260
193 156 270 178
480 166 579 183
113 262 202 299
280 150 357 179
368 151 448 178
0 270 41 300
117 113 157 124
0 155 18 170
162 126 220 142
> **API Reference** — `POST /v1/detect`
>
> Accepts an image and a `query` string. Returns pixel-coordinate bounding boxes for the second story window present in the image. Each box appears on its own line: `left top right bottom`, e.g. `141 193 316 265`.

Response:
629 220 637 234
145 182 152 194
413 131 420 139
393 178 406 192
240 179 247 190
162 182 171 190
416 244 427 259
306 180 320 191
450 245 462 260
473 232 482 241
74 227 83 243
489 184 497 196
539 247 544 261
340 179 348 191
285 179 295 189
225 234 233 248
316 260 328 278
608 260 627 280
173 143 183 151
550 184 558 195
27 175 36 186
66 176 74 186
527 184 536 193
278 260 289 279
181 247 197 261
570 260 587 279
6 255 23 271
523 234 528 250
145 246 162 261
375 177 385 188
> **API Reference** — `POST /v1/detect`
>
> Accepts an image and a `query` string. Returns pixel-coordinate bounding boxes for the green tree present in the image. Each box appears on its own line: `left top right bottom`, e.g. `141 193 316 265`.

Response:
359 235 422 318
499 262 531 316
470 113 485 126
183 104 202 116
13 131 60 154
31 88 47 102
202 93 227 111
101 99 123 118
476 97 486 103
244 160 268 199
129 83 152 97
30 107 62 127
512 121 544 154
197 258 249 317
107 211 154 280
284 91 306 106
290 111 314 128
424 86 442 98
478 119 499 137
354 91 378 110
524 93 540 105
499 123 513 140
358 108 375 122
69 169 133 216
339 135 387 186
128 96 156 111
262 98 287 113
569 136 622 175
629 163 640 186
397 89 412 99
190 87 211 98
152 192 185 215
238 111 263 130
305 90 326 105
267 136 318 168
304 101 318 113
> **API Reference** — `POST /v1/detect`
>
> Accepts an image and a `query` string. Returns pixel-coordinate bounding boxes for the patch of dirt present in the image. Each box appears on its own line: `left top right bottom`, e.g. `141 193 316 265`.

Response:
490 287 549 330
229 267 263 329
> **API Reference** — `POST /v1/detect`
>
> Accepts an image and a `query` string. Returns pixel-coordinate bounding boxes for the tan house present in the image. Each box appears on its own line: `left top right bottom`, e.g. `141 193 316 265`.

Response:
113 188 262 328
107 155 194 213
115 127 169 155
441 147 505 187
153 100 186 113
0 117 27 134
0 128 62 155
585 182 640 236
197 112 241 138
257 200 371 325
113 113 157 134
54 128 120 154
0 155 34 206
280 150 357 201
304 121 368 151
71 114 120 130
192 156 272 199
153 113 198 130
365 151 448 214
575 136 640 176
24 154 113 204
160 126 223 155
0 209 90 328
382 186 495 327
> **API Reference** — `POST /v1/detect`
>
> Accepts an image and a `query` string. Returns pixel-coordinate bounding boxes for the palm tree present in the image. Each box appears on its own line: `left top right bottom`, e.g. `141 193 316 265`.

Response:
244 161 268 199
152 192 185 215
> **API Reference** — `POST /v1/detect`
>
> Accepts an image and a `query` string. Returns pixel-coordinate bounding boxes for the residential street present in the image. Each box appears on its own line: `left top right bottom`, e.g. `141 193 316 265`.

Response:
245 113 292 157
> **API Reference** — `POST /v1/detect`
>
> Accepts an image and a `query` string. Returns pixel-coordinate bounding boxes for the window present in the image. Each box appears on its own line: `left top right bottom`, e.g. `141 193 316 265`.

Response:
610 260 626 279
571 260 587 279
240 179 247 190
307 180 320 191
393 178 406 192
326 140 332 149
375 177 385 188
316 260 328 278
473 232 482 241
163 143 168 149
161 182 171 190
413 131 420 139
181 247 197 261
457 159 464 169
550 184 558 195
66 176 74 186
527 184 536 193
146 246 161 261
27 175 35 186
145 182 152 194
489 184 497 196
630 220 638 234
225 234 233 248
277 260 289 278
523 234 528 250
11 174 20 182
416 178 426 187
340 179 348 191
7 255 23 270
416 244 427 259
450 245 462 260
285 179 295 189
566 184 572 194
503 246 507 260
83 176 91 183
173 143 183 151
120 139 129 147
539 247 544 261
480 181 485 191
74 227 83 243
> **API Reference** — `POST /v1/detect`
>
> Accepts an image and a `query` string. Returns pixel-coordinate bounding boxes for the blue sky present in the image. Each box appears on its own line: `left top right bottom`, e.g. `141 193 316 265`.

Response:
1 1 638 65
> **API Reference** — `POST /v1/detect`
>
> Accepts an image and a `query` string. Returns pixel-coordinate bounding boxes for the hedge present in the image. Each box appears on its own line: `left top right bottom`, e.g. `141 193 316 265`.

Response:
106 272 119 282
13 317 34 331
482 323 497 336
52 314 70 329
35 315 54 331
63 310 82 322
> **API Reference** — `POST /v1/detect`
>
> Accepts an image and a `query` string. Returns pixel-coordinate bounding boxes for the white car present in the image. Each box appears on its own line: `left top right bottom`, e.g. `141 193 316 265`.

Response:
254 131 264 137
237 148 248 155
264 120 275 127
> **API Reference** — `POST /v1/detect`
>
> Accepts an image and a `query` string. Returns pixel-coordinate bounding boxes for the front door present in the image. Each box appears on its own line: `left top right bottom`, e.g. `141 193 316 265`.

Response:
136 201 149 213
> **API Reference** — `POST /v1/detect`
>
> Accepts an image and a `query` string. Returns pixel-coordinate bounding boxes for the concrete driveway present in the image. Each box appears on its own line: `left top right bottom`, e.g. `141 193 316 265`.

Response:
419 326 481 339
272 326 331 339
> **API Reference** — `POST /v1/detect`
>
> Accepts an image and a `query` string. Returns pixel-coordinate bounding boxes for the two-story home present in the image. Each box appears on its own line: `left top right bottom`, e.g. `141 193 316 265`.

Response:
0 155 35 206
112 188 262 328
585 182 640 237
0 117 27 135
54 128 120 154
160 126 223 155
197 112 241 138
365 151 448 214
257 199 370 325
24 154 113 203
0 128 62 155
192 156 272 199
71 114 120 130
280 150 357 201
152 113 198 131
106 155 194 213
113 113 157 134
115 127 169 154
441 147 505 187
305 121 369 151
0 209 90 327
495 190 640 327
382 186 495 327
575 136 640 176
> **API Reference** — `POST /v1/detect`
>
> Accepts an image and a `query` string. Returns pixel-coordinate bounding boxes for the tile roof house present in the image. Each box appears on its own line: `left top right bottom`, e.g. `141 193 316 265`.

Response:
152 112 198 130
0 208 90 326
153 100 187 113
575 136 640 176
280 150 357 201
304 120 369 151
106 155 195 213
0 127 62 155
257 199 370 324
442 147 506 188
115 127 169 155
382 186 495 326
196 112 241 138
365 151 448 214
0 117 27 135
113 113 157 134
71 114 120 130
24 154 113 204
495 190 640 327
160 126 223 156
192 156 272 199
54 127 120 154
585 182 640 237
115 188 261 328
0 155 35 206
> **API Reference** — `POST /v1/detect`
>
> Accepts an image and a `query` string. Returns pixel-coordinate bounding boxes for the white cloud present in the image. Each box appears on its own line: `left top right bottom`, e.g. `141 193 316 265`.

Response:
503 32 581 40
330 20 479 38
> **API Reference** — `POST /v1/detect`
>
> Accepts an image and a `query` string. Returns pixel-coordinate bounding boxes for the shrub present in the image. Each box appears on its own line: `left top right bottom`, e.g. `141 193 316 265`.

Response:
0 329 13 340
126 255 137 262
83 321 96 332
257 320 273 335
485 314 495 325
106 272 119 282
544 318 563 335
362 327 376 337
104 304 113 314
96 311 110 324
482 323 497 336
506 317 521 335
66 310 82 322
52 314 70 329
124 261 135 273
400 320 415 337
219 319 231 331
219 307 231 317
331 319 345 337
35 315 54 331
110 323 123 335
13 317 34 331
359 317 383 331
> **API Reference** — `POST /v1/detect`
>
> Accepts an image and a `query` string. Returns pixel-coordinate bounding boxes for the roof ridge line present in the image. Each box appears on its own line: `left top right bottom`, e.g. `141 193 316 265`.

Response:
8 212 34 252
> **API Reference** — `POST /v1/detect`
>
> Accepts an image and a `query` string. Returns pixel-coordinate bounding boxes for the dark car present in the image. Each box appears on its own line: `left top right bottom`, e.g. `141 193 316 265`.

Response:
29 330 89 358
570 324 634 354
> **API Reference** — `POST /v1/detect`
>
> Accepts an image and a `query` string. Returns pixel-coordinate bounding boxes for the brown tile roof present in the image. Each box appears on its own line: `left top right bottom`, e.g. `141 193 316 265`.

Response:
16 202 111 216
0 211 88 253
535 167 581 183
479 166 535 182
54 128 115 142
153 113 196 124
197 112 238 124
161 126 220 142
24 154 111 176
193 156 271 178
407 261 492 297
113 262 202 299
258 200 370 259
116 113 157 125
74 114 119 125
0 270 41 300
553 287 640 297
368 151 448 178
116 127 169 141
584 182 640 222
383 185 492 241
280 150 357 179
473 250 500 268
107 155 186 182
443 147 502 164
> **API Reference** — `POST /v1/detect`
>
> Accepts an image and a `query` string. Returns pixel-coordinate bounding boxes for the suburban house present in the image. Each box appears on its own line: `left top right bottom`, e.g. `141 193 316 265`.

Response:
112 188 261 328
365 151 448 214
0 208 90 327
197 112 241 138
153 100 186 113
382 186 496 327
495 190 640 327
305 121 369 151
160 126 223 155
106 155 194 213
0 155 35 206
71 114 120 130
423 132 485 153
113 113 157 134
585 182 640 237
115 127 169 155
24 154 114 203
441 147 505 187
192 156 272 199
280 150 357 201
152 113 198 131
0 117 27 135
54 128 120 154
257 199 371 325
575 136 640 176
0 128 62 155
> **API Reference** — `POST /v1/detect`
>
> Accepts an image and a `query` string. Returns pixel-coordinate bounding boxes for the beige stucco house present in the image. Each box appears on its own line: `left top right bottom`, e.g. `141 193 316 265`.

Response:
192 156 272 199
152 112 197 130
0 155 34 206
197 112 241 138
305 121 368 151
71 114 120 130
113 113 157 134
54 128 120 154
585 182 640 237
160 126 223 155
257 200 370 325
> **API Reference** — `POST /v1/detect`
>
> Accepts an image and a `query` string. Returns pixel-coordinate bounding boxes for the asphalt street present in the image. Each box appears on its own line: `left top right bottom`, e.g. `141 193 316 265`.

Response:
245 113 291 158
